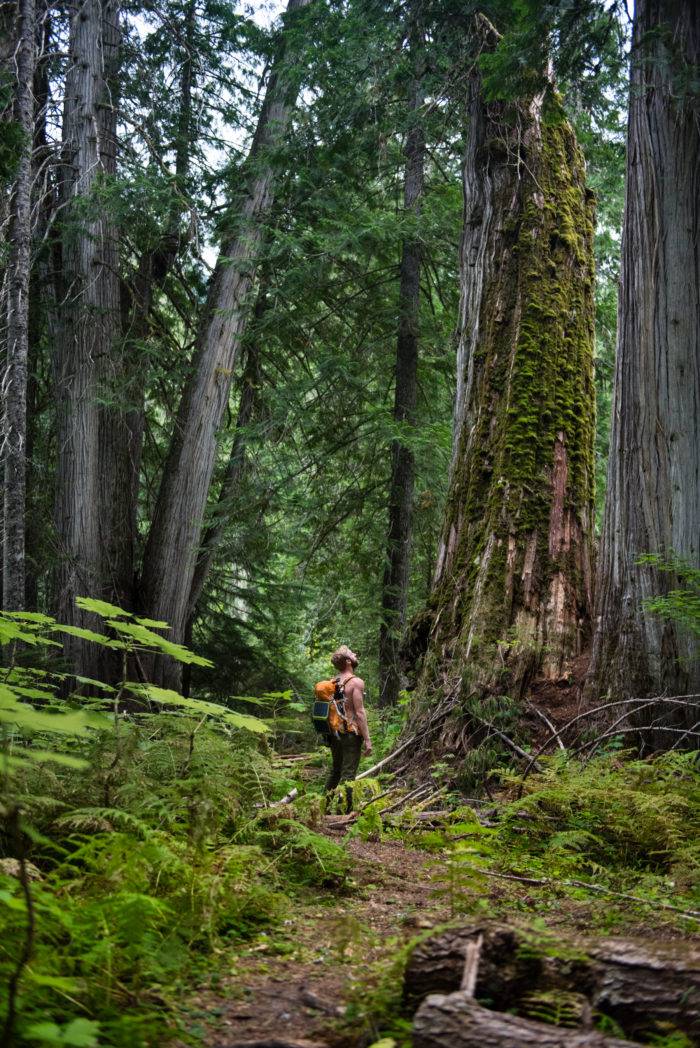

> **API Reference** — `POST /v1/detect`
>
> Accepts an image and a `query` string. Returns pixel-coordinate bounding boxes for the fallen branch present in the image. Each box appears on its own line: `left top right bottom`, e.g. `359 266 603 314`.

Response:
527 703 565 750
519 693 700 790
462 864 700 920
355 736 417 780
379 782 432 816
357 786 400 813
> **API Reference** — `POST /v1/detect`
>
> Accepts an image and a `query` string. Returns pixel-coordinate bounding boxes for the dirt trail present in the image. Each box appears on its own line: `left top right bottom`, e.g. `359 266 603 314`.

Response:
186 831 451 1048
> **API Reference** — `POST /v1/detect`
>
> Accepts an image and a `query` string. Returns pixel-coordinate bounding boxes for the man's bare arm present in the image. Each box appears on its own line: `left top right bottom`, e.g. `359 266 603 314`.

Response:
348 677 372 754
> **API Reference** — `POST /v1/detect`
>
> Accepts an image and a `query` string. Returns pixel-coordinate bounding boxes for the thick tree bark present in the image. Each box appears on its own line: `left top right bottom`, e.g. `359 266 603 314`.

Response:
405 922 700 1043
406 19 596 731
139 0 309 687
588 0 700 722
2 0 36 610
378 3 425 708
53 0 122 675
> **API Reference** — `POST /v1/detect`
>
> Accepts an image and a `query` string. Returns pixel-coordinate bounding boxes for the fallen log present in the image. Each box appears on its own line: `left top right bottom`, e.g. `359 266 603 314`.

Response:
404 922 700 1043
412 992 641 1048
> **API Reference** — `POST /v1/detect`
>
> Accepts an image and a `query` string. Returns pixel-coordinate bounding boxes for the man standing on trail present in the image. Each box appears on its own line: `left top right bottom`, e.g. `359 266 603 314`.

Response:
325 645 372 811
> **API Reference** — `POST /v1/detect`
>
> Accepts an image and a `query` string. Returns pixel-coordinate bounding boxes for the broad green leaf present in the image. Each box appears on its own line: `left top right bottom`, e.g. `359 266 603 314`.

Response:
129 684 269 733
223 710 271 734
106 620 213 666
24 1018 100 1047
134 616 171 630
0 685 21 708
52 625 120 648
0 620 38 644
0 705 98 736
75 596 130 619
73 676 116 693
4 611 55 624
12 686 55 699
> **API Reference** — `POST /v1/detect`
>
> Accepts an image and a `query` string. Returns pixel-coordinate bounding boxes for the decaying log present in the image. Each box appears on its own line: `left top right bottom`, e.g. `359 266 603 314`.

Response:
404 922 700 1042
412 993 641 1048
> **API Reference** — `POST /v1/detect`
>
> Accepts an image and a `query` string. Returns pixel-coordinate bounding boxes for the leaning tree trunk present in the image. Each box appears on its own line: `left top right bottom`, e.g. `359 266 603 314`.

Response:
587 0 700 725
2 0 36 610
406 18 596 742
53 0 122 677
378 2 425 708
139 0 309 687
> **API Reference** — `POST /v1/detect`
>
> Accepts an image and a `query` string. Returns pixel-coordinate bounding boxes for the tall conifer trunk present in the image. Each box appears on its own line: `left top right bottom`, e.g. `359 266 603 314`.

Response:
2 0 36 610
378 2 425 708
53 0 122 675
406 19 596 749
588 0 700 719
139 0 309 687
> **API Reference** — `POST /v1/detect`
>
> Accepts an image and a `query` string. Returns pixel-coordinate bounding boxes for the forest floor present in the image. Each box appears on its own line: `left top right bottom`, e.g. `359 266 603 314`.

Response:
179 829 447 1048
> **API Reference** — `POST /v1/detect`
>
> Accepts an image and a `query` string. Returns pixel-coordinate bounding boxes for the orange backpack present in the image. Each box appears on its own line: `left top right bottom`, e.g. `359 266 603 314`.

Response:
312 676 358 739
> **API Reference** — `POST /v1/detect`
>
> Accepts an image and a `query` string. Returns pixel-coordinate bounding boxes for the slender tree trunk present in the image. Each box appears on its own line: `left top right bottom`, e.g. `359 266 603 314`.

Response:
139 0 309 687
2 0 36 610
123 0 196 545
187 331 262 623
378 4 425 708
24 0 52 610
588 0 700 725
406 17 596 750
53 0 122 675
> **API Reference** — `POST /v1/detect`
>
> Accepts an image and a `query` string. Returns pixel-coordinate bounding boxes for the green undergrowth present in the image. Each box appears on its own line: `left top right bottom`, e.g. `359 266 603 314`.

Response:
0 602 348 1047
416 751 700 931
342 751 700 1048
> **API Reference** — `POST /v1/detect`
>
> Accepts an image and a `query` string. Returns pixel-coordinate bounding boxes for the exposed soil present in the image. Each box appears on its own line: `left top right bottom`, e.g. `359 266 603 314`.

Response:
524 652 591 747
182 832 450 1048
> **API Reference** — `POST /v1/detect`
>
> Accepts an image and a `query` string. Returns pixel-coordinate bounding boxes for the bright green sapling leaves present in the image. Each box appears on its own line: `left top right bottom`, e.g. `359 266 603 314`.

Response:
0 598 267 783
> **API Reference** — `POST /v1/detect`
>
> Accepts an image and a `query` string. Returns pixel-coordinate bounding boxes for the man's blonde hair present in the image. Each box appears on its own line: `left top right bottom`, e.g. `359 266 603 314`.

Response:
331 644 358 671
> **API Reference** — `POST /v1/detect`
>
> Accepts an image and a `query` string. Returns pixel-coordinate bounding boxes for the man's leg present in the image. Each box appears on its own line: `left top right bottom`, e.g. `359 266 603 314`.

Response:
325 736 343 796
339 733 363 812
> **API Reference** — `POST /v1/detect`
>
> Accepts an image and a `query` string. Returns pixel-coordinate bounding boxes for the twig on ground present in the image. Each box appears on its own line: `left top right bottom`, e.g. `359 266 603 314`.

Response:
527 703 565 750
464 864 700 920
357 786 399 813
380 782 432 816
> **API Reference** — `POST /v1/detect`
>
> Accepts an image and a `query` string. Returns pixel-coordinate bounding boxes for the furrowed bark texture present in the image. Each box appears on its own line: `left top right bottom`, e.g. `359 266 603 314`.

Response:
187 335 261 622
54 0 122 675
122 0 196 545
2 0 36 610
409 23 596 719
378 5 425 708
140 0 309 686
588 0 700 716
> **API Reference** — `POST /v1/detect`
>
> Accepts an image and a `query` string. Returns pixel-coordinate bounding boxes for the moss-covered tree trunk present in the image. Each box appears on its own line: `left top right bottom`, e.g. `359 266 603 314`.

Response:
408 22 596 728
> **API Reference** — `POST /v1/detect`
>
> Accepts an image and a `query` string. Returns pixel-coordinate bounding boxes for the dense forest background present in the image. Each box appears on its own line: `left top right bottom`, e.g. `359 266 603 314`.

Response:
1 0 699 1043
1 0 635 699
